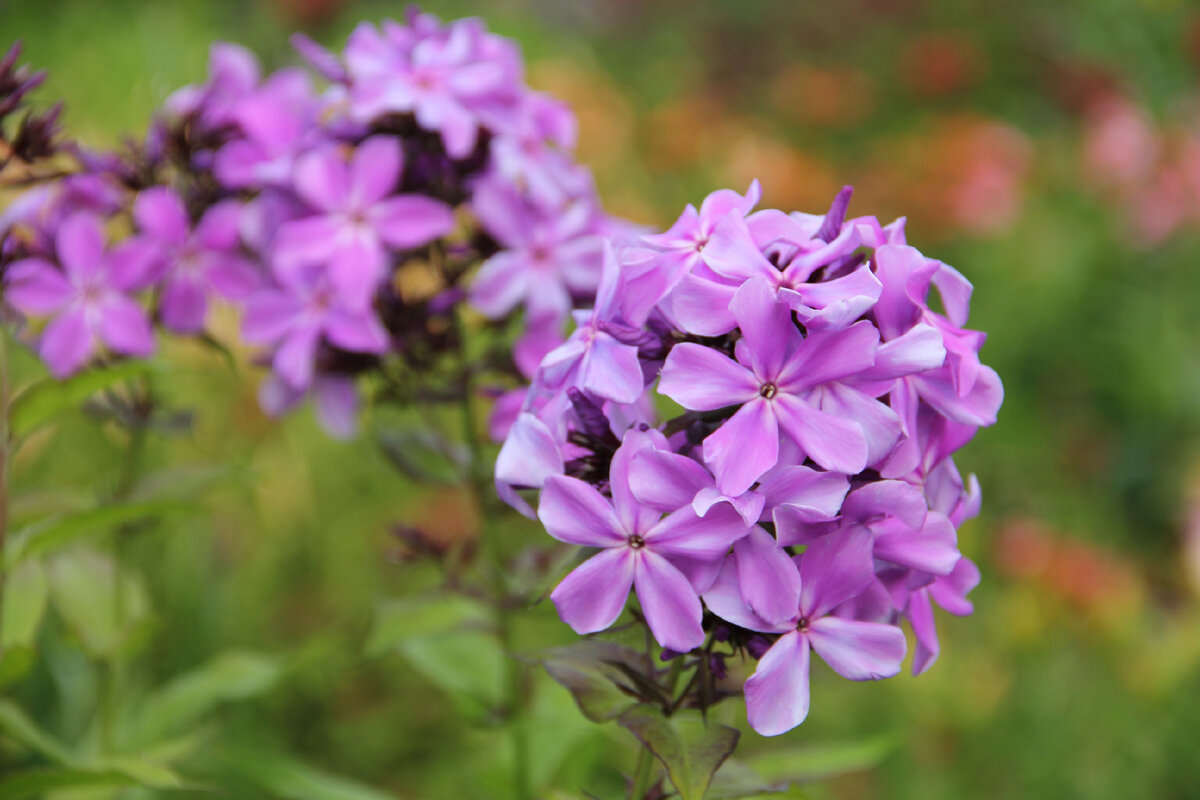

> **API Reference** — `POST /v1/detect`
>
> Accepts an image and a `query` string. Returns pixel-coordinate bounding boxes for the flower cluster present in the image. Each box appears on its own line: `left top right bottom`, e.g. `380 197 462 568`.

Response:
1 10 625 435
498 182 1002 735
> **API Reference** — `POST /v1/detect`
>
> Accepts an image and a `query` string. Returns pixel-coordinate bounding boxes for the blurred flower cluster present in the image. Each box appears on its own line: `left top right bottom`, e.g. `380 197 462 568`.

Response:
0 8 628 435
1081 93 1200 247
498 182 1002 735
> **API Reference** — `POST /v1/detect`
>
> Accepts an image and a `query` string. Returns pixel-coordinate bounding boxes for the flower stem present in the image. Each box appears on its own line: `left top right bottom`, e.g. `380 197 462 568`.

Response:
454 308 532 800
0 329 10 647
630 744 655 800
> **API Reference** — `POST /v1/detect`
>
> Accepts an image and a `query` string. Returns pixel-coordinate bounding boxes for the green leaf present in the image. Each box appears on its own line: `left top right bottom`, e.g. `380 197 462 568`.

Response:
541 641 645 723
7 499 195 565
224 749 399 800
9 360 157 439
0 646 35 689
705 759 811 799
46 546 149 658
399 631 507 716
130 651 281 745
377 427 469 484
619 707 740 800
366 594 491 656
0 761 184 800
748 736 896 784
0 559 48 648
0 699 76 765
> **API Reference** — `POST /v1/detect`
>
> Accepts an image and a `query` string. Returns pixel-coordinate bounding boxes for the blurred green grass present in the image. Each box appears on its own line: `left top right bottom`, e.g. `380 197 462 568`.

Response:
5 0 1200 798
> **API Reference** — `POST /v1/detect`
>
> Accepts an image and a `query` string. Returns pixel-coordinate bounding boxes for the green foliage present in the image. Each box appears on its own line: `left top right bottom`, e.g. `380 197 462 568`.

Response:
619 706 740 800
8 362 158 440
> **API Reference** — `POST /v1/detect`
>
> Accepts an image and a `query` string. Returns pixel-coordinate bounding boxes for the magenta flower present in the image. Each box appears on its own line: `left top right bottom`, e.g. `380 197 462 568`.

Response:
540 431 750 651
468 177 603 323
5 213 155 377
906 556 980 675
659 277 896 494
272 135 455 310
345 19 513 157
241 265 389 390
214 68 318 189
131 188 259 333
704 528 907 735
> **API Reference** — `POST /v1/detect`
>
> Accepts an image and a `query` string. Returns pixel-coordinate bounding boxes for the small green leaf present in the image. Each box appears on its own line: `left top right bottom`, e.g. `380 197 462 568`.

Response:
7 499 195 566
47 546 150 658
0 699 76 765
9 360 157 439
130 651 281 745
224 749 400 800
377 427 469 484
0 559 48 648
619 706 740 800
541 641 645 723
748 736 896 784
366 594 491 656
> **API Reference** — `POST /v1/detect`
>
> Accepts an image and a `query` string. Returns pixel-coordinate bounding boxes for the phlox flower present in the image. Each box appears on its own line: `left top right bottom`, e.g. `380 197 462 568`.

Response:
5 213 155 377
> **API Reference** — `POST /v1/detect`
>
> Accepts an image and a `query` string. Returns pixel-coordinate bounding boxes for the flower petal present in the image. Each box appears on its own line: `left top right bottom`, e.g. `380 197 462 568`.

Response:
551 548 636 635
734 526 802 625
629 448 712 512
98 296 154 357
134 187 189 246
5 259 72 314
799 527 876 619
350 135 401 206
807 616 906 680
634 550 705 652
773 394 868 475
372 195 456 249
40 307 93 378
745 631 810 736
645 503 749 561
537 475 627 547
659 343 758 411
704 398 779 496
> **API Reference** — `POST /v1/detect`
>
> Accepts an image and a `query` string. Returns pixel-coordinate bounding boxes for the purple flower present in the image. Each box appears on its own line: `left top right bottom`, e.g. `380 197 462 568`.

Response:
5 213 155 377
704 528 907 735
345 19 515 157
272 135 456 310
241 264 389 390
540 430 750 651
906 557 980 675
214 68 318 189
131 188 259 333
659 277 896 494
468 177 603 323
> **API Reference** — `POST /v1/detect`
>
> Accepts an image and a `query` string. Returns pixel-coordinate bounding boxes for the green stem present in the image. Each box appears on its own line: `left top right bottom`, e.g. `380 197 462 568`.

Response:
455 309 532 800
0 330 10 647
630 744 655 800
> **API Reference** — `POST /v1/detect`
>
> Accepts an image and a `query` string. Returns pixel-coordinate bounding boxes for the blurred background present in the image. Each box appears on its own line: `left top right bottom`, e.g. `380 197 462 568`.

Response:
4 0 1200 797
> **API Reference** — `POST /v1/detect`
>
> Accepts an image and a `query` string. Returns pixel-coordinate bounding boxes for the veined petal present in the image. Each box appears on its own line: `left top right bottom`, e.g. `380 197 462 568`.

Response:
906 588 939 676
578 335 643 404
757 465 849 522
669 274 737 337
645 503 749 561
629 448 712 512
730 277 802 380
776 320 879 392
799 527 876 619
703 398 779 496
745 631 810 736
551 548 635 635
634 550 705 652
495 413 563 488
734 526 802 625
813 384 902 467
774 394 868 475
538 475 627 547
659 343 758 411
807 617 906 680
